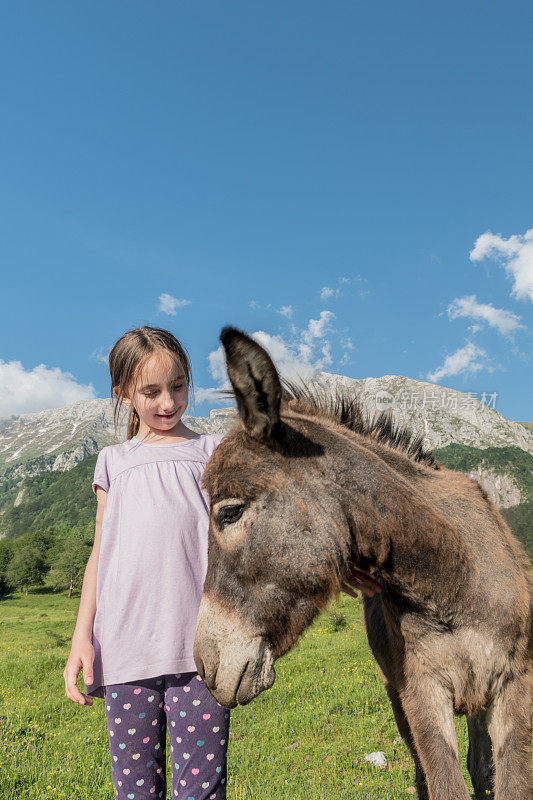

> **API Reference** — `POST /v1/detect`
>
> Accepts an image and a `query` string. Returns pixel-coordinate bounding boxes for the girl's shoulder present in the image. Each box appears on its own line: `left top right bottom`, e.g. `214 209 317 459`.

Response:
127 431 226 453
201 431 226 450
91 441 129 494
91 432 226 495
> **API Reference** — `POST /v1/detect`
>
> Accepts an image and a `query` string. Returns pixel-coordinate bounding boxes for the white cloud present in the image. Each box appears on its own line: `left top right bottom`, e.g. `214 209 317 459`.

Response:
321 342 333 365
207 346 230 385
251 330 320 380
158 293 191 316
192 386 231 405
470 229 533 302
201 306 355 405
297 341 313 362
340 335 354 350
205 329 322 393
278 305 293 318
447 294 524 337
249 300 260 309
320 286 340 300
0 360 97 417
426 342 491 383
205 315 340 399
319 275 369 301
301 310 335 345
89 346 110 366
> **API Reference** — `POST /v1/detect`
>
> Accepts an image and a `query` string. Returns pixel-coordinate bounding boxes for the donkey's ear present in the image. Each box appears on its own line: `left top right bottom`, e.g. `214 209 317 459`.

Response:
220 326 283 444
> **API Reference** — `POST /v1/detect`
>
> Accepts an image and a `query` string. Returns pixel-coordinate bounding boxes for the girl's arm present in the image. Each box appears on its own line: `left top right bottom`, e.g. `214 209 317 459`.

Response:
63 485 107 706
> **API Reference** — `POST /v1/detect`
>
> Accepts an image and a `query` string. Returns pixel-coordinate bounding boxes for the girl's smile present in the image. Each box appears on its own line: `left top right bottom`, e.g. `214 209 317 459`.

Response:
114 349 199 443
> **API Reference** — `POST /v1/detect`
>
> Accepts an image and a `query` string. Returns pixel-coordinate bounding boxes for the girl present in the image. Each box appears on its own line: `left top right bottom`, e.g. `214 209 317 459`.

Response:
63 325 230 800
63 323 379 800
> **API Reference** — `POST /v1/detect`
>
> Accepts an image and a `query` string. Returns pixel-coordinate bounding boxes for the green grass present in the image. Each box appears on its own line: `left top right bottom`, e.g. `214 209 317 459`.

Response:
0 588 490 799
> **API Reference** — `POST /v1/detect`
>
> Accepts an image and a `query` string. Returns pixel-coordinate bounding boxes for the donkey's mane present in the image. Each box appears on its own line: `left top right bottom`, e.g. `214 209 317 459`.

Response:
280 377 437 468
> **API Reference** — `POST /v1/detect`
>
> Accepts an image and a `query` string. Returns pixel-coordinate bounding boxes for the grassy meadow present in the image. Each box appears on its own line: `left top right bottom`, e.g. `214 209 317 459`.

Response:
1 587 484 800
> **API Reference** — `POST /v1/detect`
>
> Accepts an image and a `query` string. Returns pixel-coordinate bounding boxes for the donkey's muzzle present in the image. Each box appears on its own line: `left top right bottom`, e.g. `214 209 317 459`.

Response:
193 595 276 708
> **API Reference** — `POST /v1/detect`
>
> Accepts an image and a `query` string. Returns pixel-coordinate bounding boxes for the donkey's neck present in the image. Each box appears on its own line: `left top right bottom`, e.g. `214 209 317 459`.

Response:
343 479 468 618
294 415 470 617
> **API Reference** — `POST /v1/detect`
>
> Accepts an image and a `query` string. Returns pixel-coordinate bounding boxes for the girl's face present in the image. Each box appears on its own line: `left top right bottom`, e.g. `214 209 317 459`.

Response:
116 351 190 435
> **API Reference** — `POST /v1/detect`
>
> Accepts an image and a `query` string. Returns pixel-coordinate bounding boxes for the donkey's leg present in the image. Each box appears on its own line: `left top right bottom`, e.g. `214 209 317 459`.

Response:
385 682 428 800
400 675 470 800
363 596 429 798
488 671 533 800
466 710 494 799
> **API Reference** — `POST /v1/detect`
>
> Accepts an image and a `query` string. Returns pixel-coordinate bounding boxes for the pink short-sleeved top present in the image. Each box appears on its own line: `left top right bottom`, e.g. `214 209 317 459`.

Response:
86 432 225 699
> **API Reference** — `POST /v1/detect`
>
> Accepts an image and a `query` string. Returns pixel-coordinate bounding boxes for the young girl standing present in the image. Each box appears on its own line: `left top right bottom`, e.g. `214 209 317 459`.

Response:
63 325 229 800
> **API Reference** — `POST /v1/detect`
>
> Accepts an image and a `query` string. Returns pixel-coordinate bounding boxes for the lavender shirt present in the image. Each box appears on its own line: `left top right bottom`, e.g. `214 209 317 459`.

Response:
85 432 224 699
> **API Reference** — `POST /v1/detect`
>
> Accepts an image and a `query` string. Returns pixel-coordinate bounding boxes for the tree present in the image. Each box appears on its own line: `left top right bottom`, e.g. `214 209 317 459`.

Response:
0 539 13 594
5 546 48 595
19 529 53 558
52 532 92 598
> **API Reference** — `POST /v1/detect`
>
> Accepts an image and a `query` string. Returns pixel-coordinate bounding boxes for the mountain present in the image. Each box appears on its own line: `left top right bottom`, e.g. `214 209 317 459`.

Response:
1 373 531 485
0 372 532 548
432 443 533 508
312 373 533 454
0 398 235 495
0 454 99 539
518 422 533 433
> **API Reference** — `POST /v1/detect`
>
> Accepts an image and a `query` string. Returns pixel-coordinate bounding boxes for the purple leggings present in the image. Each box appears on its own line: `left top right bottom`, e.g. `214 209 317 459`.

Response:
104 672 230 800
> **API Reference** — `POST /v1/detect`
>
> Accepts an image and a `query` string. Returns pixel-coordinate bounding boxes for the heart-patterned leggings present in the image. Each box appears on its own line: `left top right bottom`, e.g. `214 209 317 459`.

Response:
104 672 230 800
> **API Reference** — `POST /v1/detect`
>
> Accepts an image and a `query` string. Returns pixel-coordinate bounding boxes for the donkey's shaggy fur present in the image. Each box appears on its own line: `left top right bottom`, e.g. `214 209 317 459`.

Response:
281 377 438 468
194 327 533 800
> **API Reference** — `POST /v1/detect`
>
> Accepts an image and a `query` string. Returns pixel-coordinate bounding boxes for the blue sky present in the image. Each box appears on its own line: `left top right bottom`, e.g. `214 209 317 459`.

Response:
1 1 532 422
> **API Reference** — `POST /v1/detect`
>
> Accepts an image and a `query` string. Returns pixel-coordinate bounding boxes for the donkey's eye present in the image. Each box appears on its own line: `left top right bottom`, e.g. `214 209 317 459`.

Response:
216 504 245 528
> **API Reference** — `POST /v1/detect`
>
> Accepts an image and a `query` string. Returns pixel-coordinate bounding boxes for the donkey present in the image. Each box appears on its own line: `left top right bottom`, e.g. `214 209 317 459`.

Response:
193 326 533 800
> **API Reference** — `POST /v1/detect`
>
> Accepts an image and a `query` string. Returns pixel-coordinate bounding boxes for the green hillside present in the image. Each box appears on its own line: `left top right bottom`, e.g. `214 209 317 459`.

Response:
1 444 531 561
500 503 533 558
434 443 533 559
0 454 98 540
433 443 533 502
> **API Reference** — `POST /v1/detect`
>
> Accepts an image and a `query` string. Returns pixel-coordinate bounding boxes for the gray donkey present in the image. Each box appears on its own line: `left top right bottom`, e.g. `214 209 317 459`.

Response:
193 326 533 800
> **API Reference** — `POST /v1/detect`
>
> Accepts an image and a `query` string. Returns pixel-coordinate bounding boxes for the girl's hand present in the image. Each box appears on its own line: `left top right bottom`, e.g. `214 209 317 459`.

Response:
63 637 95 706
341 561 383 599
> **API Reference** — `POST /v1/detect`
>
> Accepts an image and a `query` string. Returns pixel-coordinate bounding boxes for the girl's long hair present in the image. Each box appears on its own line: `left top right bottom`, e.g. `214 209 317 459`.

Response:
107 326 194 441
